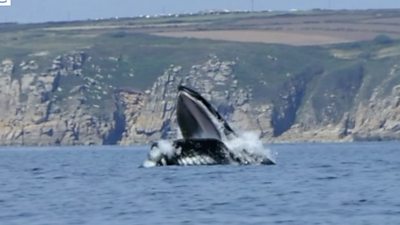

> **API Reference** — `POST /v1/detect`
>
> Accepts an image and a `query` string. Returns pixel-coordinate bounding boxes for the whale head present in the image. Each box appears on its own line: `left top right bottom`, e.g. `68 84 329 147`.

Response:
141 85 276 167
176 85 236 141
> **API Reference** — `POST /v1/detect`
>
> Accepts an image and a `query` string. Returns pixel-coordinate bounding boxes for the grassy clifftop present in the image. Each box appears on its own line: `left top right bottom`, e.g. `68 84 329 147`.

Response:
1 9 400 90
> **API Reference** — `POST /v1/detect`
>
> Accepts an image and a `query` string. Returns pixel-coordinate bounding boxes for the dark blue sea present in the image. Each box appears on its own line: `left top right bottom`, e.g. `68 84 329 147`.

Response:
0 142 399 225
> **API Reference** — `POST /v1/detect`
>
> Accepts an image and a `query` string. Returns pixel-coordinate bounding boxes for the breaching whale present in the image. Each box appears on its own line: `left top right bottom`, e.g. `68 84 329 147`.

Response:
142 85 275 167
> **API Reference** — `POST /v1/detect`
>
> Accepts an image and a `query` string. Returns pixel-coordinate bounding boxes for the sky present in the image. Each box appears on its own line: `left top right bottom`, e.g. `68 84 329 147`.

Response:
1 0 400 23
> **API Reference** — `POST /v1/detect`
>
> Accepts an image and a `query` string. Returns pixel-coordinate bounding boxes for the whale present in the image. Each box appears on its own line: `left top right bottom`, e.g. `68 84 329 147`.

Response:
142 85 275 167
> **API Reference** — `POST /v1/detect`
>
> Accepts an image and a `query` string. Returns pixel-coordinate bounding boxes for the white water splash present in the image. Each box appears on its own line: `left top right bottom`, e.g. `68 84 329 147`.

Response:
225 131 276 164
155 140 175 157
142 140 176 168
141 159 157 168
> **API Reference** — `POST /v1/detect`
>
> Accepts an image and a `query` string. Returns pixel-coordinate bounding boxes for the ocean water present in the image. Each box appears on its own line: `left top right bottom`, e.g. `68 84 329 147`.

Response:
0 142 399 225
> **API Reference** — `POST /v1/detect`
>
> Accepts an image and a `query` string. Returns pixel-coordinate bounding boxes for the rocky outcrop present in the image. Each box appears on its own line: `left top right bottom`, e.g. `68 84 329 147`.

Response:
352 85 400 141
117 89 145 145
0 52 116 145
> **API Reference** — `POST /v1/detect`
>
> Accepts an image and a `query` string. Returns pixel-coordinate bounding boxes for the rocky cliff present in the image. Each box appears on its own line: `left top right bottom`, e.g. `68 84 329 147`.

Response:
0 47 399 146
1 23 400 145
0 52 116 145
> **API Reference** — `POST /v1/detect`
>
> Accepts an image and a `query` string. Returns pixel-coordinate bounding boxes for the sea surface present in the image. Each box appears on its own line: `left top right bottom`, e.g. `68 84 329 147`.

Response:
0 142 399 225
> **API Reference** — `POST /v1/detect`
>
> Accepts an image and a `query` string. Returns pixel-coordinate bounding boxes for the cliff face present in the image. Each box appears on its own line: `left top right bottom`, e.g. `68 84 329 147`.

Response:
0 53 117 145
110 51 400 144
0 36 400 145
0 42 400 145
352 85 400 141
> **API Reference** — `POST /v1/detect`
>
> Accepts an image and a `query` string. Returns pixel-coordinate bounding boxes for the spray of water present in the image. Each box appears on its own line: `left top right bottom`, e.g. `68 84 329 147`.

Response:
225 131 276 164
155 140 175 157
142 140 175 168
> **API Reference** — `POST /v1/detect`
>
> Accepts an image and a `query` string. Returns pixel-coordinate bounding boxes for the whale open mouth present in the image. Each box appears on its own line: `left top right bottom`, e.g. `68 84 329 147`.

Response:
177 85 235 140
142 85 275 167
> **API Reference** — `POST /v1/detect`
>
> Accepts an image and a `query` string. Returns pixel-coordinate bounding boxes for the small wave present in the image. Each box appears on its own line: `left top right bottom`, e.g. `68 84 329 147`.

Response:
53 176 68 180
315 176 338 180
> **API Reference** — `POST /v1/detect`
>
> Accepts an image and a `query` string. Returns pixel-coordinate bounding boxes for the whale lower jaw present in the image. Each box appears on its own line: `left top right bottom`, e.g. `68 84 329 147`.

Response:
142 138 274 167
176 155 217 165
143 155 217 167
